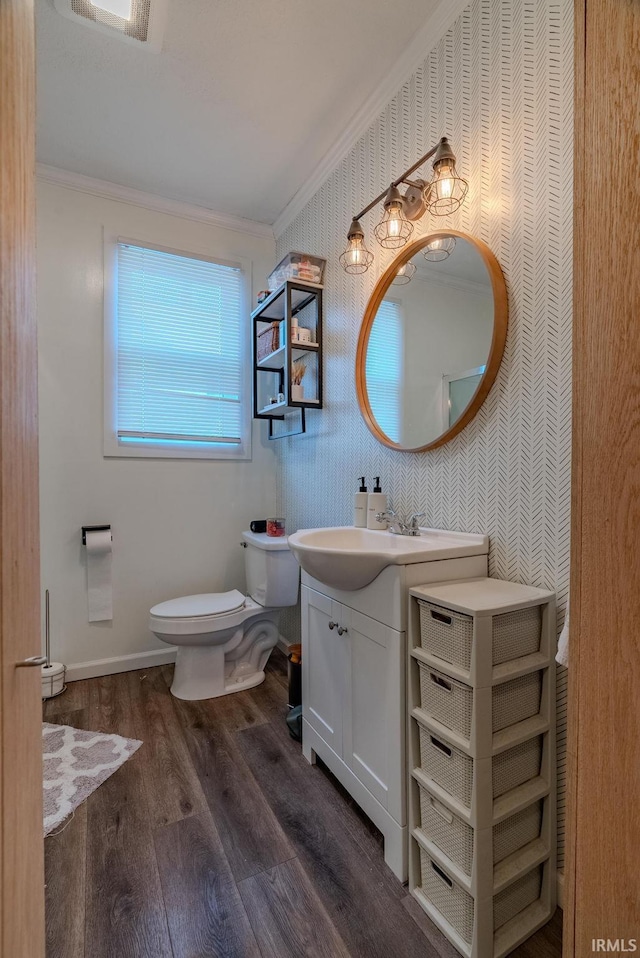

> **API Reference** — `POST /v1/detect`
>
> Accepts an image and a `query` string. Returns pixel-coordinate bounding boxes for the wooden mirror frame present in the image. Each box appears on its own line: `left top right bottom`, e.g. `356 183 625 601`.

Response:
355 229 508 452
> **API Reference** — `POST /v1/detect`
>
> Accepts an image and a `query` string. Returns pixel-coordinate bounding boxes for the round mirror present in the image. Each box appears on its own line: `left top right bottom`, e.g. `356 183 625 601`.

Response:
356 230 507 452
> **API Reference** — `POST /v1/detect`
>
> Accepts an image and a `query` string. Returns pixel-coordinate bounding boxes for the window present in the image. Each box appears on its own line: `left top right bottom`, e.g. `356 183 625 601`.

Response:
104 239 250 459
365 299 403 444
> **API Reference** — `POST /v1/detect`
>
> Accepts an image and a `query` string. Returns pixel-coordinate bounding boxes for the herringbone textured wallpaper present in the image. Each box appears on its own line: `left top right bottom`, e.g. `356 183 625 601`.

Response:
275 0 572 867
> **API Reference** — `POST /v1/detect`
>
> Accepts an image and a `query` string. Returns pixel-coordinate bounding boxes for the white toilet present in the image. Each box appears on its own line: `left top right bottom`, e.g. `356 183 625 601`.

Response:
149 530 299 701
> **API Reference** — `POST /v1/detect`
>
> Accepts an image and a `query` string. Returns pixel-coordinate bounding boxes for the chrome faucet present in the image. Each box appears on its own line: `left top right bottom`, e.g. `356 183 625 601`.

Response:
375 509 426 536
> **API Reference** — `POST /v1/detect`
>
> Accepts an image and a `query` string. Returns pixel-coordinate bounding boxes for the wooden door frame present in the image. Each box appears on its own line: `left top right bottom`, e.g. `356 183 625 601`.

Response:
565 0 640 951
0 1 44 956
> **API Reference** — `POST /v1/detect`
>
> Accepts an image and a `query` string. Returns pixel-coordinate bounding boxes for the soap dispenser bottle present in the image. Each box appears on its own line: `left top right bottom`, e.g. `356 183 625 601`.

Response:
367 477 388 530
354 477 368 528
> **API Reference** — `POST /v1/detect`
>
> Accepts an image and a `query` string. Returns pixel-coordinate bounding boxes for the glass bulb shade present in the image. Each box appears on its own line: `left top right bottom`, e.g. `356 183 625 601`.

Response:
392 261 416 285
425 161 469 216
340 234 374 274
423 236 457 262
373 200 413 249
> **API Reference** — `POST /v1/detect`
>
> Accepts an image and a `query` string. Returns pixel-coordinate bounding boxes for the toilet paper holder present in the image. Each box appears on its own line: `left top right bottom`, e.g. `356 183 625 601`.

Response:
82 524 112 545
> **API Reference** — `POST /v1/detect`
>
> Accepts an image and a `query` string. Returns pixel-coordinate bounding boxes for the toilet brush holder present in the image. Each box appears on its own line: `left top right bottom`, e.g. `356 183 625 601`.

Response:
41 588 67 700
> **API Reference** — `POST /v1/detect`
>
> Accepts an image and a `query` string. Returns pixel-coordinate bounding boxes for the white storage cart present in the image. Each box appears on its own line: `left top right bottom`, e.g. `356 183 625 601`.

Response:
407 577 557 958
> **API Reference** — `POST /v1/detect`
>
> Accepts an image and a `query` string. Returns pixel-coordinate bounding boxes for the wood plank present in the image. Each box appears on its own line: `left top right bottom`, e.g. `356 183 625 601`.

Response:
85 674 173 958
44 706 91 958
401 895 460 958
126 668 208 828
44 803 86 958
511 909 563 958
236 723 430 958
238 857 350 958
43 679 91 720
170 677 268 734
154 811 261 958
568 0 640 949
0 1 43 955
171 691 295 882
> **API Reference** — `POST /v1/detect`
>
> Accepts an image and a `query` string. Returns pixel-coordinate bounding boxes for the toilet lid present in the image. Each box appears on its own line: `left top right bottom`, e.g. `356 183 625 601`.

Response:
150 590 246 618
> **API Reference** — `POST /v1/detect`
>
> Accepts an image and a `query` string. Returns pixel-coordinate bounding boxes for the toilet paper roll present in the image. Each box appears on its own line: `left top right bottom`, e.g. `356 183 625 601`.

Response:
85 529 113 622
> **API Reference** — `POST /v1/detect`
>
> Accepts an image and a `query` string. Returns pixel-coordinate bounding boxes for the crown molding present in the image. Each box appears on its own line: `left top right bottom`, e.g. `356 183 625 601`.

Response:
36 164 275 240
272 0 470 239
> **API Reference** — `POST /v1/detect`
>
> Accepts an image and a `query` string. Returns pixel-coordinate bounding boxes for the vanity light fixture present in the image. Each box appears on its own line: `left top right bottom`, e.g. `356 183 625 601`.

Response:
340 137 468 274
423 236 457 262
392 261 417 285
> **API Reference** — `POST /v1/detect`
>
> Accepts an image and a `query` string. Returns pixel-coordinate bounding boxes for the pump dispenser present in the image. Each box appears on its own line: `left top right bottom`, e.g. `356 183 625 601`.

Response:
367 477 388 530
354 477 368 528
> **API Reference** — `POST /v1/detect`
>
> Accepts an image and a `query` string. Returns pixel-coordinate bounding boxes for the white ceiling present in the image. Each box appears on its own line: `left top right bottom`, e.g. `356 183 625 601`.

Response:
36 0 443 225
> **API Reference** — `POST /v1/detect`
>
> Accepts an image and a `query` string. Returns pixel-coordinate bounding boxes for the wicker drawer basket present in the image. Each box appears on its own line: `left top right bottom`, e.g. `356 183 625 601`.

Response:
493 736 543 798
418 601 542 671
419 724 474 807
419 786 475 874
418 718 543 806
419 849 475 944
493 800 543 864
418 664 542 739
493 865 543 930
418 780 544 876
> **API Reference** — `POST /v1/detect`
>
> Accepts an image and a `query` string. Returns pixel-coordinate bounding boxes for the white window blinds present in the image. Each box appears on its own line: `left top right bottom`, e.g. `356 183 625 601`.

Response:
365 299 403 444
115 242 244 448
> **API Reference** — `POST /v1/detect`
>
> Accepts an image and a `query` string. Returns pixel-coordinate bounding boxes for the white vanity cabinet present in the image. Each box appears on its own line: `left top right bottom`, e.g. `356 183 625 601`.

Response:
302 585 405 821
299 542 489 882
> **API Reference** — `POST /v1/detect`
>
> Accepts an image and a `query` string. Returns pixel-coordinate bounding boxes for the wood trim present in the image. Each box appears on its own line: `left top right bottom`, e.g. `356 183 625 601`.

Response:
563 2 584 953
355 230 508 453
0 1 44 955
566 0 640 949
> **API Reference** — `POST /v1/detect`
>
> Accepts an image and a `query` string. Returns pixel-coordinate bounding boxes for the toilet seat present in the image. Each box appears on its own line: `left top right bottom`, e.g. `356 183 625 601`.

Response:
150 590 245 619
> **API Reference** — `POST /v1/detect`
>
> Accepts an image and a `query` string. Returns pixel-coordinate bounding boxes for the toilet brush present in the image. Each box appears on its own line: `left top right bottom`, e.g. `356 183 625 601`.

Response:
41 589 66 699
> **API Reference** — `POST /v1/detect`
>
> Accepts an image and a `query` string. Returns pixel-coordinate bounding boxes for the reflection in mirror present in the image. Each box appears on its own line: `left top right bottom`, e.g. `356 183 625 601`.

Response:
364 235 495 449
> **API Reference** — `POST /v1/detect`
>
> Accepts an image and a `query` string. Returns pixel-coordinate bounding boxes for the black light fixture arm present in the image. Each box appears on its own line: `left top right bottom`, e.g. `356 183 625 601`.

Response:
352 137 445 221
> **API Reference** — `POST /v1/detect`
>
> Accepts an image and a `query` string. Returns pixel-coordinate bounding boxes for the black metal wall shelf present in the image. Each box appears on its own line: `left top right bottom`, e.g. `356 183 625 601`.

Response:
251 280 323 439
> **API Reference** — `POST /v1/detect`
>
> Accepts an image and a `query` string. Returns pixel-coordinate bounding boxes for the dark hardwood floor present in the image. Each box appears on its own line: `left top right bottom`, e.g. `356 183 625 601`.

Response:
43 651 562 958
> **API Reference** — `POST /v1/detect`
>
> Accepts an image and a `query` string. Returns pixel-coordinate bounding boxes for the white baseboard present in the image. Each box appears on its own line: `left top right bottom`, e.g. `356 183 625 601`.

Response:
66 647 177 682
557 868 564 910
276 633 290 655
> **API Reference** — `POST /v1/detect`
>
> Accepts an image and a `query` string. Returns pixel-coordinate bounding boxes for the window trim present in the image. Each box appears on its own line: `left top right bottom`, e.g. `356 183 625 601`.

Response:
103 232 252 460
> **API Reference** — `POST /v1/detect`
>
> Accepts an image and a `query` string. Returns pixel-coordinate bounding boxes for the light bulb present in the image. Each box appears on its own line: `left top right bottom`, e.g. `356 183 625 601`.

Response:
340 220 374 274
423 236 456 262
425 139 468 216
392 261 416 285
374 186 413 249
437 165 454 198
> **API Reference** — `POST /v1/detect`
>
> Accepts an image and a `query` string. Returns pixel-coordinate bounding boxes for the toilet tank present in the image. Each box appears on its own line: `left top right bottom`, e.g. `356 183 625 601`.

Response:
241 531 300 608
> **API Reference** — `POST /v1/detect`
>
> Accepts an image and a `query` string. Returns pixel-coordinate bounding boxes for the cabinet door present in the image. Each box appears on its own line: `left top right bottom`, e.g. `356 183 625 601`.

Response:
342 607 405 821
301 585 345 755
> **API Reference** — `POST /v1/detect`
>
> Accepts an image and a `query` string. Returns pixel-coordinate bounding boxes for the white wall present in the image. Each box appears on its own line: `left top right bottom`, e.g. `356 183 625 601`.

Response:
275 0 572 867
37 181 277 674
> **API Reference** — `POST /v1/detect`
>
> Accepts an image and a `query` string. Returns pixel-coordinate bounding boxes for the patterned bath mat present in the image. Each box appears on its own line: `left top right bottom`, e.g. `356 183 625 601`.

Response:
43 722 142 836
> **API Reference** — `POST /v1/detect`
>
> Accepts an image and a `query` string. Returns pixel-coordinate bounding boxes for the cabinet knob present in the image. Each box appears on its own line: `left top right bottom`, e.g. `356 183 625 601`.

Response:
328 621 338 630
337 626 348 636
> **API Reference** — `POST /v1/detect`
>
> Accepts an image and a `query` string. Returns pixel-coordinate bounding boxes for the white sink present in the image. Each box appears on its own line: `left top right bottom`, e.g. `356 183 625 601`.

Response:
287 525 489 591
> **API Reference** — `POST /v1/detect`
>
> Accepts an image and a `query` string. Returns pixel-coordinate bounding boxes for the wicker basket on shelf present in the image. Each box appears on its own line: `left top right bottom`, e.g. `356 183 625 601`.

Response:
257 322 280 361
